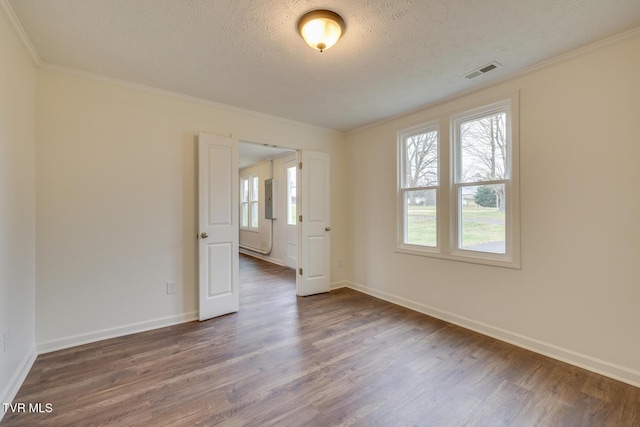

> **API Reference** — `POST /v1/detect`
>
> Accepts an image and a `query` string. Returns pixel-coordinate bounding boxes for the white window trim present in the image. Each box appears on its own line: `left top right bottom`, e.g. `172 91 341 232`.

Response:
397 121 440 254
240 174 260 232
396 92 520 269
249 175 259 230
240 176 249 230
286 165 297 226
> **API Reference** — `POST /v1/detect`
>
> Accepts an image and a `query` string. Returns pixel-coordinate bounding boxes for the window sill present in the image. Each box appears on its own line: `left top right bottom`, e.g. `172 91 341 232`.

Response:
395 245 520 269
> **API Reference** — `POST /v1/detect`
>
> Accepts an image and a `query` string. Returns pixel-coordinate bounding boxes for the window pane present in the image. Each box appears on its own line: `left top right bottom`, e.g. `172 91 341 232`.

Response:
287 166 296 225
459 112 507 183
250 201 258 228
241 178 249 203
405 189 437 247
459 184 505 254
251 176 259 202
241 203 248 227
403 130 438 187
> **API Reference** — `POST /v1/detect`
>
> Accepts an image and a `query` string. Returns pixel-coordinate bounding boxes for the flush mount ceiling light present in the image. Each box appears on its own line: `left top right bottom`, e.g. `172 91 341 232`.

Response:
297 9 346 52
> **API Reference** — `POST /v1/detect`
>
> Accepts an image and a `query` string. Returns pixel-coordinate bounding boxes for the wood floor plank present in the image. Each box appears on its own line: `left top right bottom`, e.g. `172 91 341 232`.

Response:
2 254 639 426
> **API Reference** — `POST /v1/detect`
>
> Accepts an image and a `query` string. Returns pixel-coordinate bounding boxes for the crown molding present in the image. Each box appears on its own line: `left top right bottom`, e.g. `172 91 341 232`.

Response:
0 0 341 135
40 62 344 136
0 0 41 65
3 0 637 137
347 25 640 135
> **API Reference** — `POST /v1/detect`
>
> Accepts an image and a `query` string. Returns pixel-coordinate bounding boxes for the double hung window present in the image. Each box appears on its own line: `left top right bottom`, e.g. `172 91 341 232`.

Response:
240 175 259 230
399 123 439 249
398 95 520 267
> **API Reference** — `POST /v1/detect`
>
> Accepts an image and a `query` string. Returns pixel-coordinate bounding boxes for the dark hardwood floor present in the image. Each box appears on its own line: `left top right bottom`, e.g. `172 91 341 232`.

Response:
2 254 639 426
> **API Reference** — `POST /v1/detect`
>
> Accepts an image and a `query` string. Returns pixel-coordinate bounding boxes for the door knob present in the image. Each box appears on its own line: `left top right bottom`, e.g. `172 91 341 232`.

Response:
325 227 331 232
200 232 209 239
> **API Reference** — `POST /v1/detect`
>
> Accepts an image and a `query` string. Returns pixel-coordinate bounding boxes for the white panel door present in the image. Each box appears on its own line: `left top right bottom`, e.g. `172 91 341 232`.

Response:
284 156 298 269
198 132 239 320
297 150 330 296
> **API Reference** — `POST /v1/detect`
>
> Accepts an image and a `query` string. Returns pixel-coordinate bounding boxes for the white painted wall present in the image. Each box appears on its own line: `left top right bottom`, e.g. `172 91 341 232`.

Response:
0 12 37 409
35 67 347 351
345 32 640 385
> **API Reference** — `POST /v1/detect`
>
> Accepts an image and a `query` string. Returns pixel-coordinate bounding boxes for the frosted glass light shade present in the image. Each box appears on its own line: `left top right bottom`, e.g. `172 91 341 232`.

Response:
297 10 345 52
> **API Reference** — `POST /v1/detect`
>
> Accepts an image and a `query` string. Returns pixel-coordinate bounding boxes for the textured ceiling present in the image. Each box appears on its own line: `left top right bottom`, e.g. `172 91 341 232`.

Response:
6 0 640 131
238 142 294 169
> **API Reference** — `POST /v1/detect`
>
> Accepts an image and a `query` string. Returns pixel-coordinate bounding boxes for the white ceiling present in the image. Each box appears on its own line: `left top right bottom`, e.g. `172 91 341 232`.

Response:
238 142 294 169
6 0 640 132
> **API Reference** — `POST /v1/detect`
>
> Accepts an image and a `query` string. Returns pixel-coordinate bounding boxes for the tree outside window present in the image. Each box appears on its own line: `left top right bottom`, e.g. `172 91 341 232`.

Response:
397 95 519 267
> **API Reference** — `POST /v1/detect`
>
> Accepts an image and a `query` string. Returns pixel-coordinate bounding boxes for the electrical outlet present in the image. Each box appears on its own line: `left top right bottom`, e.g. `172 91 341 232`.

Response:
338 259 343 269
4 331 9 352
166 282 177 295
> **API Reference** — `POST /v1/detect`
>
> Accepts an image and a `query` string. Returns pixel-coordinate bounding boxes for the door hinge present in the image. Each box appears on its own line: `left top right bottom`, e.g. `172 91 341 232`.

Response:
299 268 303 276
298 162 302 169
299 215 303 222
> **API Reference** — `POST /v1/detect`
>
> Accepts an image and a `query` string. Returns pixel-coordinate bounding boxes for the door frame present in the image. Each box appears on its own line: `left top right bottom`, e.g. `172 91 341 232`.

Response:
283 154 298 269
198 135 332 318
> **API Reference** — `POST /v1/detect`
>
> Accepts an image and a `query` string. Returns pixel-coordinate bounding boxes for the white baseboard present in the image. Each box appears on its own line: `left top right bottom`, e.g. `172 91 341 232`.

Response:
239 249 285 267
0 344 37 423
344 281 640 388
330 281 347 290
37 311 198 354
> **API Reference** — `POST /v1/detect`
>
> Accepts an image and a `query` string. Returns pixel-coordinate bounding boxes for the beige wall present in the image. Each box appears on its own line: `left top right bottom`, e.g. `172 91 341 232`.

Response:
345 33 640 385
0 13 37 407
35 68 347 351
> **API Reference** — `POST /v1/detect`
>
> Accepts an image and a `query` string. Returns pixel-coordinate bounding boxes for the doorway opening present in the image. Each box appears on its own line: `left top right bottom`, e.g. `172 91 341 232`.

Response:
197 132 332 321
238 141 298 291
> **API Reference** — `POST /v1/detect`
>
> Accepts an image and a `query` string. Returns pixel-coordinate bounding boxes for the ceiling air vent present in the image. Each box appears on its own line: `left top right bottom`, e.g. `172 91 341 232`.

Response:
465 61 501 79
